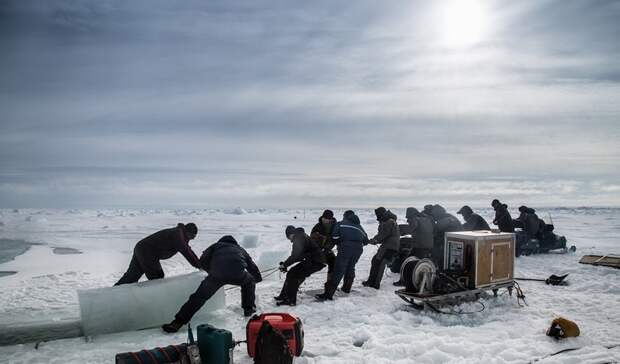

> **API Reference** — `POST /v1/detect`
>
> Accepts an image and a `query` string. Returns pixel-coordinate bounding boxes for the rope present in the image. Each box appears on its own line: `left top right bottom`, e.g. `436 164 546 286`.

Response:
513 281 527 307
224 267 280 291
529 343 620 363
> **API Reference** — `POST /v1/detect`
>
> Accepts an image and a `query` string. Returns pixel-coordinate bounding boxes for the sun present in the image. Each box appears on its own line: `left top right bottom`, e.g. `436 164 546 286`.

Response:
438 0 488 48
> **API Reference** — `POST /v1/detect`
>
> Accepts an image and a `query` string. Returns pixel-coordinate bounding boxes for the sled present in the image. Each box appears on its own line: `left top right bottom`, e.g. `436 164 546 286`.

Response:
395 281 514 311
579 255 620 269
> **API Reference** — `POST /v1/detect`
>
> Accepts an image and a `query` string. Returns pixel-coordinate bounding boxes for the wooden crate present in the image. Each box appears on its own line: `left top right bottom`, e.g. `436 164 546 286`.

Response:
444 231 515 289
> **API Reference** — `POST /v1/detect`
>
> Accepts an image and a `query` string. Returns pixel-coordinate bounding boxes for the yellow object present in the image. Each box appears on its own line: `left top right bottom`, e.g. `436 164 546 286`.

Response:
547 317 580 339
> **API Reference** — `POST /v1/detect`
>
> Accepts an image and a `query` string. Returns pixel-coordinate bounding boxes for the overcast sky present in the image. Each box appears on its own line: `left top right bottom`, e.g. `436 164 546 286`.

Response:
1 0 619 209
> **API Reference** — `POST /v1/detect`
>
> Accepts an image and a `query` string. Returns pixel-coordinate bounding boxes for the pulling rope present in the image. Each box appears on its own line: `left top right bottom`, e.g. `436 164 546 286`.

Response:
513 281 527 307
224 267 280 291
528 343 620 363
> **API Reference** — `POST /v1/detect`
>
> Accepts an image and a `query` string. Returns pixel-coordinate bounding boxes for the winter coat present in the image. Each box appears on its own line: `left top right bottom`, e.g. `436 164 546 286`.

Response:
332 212 369 247
310 217 337 251
463 213 491 231
135 223 201 268
282 231 325 267
493 204 514 232
199 235 262 281
370 210 400 252
518 209 540 238
408 214 434 249
431 205 463 235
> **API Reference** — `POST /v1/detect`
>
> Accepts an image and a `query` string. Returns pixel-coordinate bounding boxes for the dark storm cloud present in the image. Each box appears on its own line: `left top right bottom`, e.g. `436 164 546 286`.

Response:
0 0 619 207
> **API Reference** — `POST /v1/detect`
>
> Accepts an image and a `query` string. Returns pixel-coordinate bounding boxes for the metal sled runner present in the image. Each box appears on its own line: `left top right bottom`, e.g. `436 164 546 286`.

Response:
395 281 514 310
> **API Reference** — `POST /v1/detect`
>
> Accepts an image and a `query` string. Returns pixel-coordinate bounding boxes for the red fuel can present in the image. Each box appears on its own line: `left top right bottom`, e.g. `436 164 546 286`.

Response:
246 313 304 357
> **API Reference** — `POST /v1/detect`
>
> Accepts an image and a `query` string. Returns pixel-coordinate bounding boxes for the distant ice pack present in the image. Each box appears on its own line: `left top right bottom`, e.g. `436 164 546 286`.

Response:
78 272 224 336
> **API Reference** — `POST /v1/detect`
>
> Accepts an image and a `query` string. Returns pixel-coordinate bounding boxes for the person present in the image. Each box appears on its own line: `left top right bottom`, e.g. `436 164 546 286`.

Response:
363 207 400 289
162 235 262 333
392 207 434 285
429 205 463 269
491 199 514 232
115 223 201 286
310 210 337 290
274 226 325 306
457 205 491 231
315 210 368 300
516 206 540 238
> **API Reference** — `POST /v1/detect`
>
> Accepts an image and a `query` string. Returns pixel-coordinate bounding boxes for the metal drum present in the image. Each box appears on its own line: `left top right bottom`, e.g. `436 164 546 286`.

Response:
400 257 437 293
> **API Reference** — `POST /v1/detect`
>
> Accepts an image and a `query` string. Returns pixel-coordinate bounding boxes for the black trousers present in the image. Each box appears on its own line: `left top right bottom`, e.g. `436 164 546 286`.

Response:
175 272 256 324
115 249 164 286
278 261 325 303
323 250 336 284
366 248 397 288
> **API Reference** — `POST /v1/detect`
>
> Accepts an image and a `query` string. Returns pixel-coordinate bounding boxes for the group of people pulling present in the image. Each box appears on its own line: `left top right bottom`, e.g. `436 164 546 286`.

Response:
113 200 538 333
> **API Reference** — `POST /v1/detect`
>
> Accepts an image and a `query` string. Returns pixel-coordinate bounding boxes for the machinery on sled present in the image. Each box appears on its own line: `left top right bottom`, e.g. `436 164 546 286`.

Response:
396 231 515 310
513 219 575 257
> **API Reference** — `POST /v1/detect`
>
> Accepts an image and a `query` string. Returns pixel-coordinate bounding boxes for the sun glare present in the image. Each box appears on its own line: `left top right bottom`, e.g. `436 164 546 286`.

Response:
438 0 488 48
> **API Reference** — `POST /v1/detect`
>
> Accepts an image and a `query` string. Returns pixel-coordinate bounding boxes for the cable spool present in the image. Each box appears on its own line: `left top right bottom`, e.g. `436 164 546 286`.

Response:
400 257 437 292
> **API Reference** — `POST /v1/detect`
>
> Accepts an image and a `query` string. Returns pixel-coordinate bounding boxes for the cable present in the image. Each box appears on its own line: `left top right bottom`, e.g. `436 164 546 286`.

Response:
528 343 620 363
513 281 527 307
225 267 280 291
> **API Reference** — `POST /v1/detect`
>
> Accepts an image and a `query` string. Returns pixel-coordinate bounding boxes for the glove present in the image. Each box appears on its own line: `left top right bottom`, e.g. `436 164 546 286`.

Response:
369 238 377 245
279 262 288 273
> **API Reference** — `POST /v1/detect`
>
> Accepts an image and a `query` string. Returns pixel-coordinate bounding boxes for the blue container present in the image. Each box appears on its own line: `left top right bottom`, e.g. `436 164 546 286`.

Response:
197 324 234 364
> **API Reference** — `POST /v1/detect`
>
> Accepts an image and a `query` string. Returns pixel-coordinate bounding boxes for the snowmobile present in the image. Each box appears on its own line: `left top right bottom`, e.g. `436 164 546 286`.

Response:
513 220 575 257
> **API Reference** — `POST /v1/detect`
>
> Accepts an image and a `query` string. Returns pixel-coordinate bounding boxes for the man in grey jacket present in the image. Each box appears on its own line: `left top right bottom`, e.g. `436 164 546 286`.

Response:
363 207 400 289
275 226 325 306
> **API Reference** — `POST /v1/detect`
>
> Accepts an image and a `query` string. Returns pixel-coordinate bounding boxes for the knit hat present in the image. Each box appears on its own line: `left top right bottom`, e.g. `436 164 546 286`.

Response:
285 225 296 237
185 223 198 237
423 205 433 214
491 199 500 208
321 209 334 220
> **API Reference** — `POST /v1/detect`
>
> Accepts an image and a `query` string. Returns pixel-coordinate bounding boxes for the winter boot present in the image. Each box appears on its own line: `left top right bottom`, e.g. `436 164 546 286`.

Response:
244 307 257 317
315 282 337 301
341 276 354 293
162 319 184 333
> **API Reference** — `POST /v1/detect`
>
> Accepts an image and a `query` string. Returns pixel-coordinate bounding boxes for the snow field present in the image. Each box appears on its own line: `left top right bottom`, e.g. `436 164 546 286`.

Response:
0 208 619 363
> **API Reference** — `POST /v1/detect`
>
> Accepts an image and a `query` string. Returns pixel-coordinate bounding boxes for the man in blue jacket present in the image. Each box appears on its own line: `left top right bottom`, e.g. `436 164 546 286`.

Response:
316 210 368 300
162 235 262 333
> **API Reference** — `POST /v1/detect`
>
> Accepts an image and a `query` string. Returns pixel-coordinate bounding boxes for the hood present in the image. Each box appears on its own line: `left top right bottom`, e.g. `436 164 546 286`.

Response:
526 207 536 214
217 235 238 245
384 210 397 222
343 211 360 225
431 204 447 217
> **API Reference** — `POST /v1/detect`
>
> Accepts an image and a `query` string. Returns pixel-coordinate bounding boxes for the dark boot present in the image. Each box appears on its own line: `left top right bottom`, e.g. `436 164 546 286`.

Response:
315 282 337 301
341 276 354 293
243 307 257 317
276 299 296 306
162 319 184 333
324 272 333 291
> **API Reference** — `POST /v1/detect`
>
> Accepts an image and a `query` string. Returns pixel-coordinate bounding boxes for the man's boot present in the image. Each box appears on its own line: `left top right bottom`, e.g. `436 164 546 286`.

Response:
341 276 354 293
324 272 333 291
315 282 337 301
162 319 184 333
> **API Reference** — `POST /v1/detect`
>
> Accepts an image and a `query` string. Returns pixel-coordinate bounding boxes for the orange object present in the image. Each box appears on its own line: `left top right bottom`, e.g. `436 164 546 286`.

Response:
246 313 304 357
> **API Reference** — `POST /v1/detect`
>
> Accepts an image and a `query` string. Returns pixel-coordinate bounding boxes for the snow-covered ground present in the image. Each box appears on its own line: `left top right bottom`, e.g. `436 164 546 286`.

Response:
0 207 619 363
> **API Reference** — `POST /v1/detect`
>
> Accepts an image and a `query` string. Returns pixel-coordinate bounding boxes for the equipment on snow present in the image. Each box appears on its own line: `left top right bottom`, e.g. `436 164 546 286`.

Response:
546 317 580 339
579 254 620 269
251 320 293 364
515 274 569 286
396 231 516 310
115 344 189 364
196 323 234 364
246 313 303 358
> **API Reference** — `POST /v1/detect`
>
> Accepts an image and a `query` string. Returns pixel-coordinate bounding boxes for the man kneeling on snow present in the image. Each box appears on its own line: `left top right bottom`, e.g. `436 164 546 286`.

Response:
162 235 262 333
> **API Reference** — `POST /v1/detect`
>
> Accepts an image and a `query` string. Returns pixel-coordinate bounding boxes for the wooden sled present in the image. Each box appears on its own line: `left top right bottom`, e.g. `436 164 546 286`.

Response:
579 255 620 269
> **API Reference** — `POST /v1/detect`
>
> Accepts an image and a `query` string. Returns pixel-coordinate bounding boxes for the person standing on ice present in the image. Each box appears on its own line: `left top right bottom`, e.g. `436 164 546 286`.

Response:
115 223 201 286
393 207 434 286
310 209 338 291
362 207 400 289
491 199 514 232
274 226 325 306
457 205 491 231
162 235 262 333
429 205 462 269
316 210 368 300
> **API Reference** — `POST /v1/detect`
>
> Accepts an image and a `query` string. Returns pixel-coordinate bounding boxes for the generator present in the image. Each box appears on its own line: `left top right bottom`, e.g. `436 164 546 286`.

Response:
397 231 515 308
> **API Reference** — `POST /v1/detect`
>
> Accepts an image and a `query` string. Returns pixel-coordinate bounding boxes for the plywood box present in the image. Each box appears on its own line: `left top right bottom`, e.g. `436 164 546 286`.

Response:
444 231 515 289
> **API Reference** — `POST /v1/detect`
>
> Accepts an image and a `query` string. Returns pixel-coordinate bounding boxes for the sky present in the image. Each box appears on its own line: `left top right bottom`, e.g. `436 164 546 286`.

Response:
0 0 619 209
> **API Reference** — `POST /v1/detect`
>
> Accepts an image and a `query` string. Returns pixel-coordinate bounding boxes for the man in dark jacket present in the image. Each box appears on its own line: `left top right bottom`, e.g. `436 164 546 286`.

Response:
316 210 368 300
115 223 201 286
275 226 325 306
457 205 491 231
363 207 400 289
516 206 540 238
392 207 435 285
162 235 262 333
491 199 514 232
310 209 337 290
430 205 463 269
